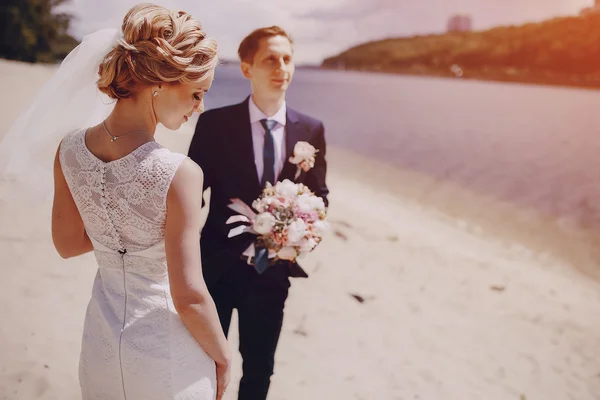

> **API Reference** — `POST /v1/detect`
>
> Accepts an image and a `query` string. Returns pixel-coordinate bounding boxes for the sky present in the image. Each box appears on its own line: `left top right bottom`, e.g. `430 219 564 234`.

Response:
62 0 592 64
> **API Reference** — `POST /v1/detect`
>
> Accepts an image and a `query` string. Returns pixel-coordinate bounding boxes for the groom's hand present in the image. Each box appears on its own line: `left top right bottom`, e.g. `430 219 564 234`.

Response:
198 187 211 229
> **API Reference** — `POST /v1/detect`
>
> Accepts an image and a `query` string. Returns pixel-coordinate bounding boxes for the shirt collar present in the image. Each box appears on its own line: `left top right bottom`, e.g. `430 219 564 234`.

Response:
249 96 287 127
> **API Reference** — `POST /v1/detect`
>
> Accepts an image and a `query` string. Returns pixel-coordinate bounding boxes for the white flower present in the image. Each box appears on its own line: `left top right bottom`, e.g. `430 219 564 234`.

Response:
289 141 317 164
309 196 326 211
274 179 298 199
299 238 318 253
287 219 307 243
267 195 289 208
277 246 298 260
252 199 266 213
253 213 276 235
296 194 314 214
312 220 330 236
296 194 325 214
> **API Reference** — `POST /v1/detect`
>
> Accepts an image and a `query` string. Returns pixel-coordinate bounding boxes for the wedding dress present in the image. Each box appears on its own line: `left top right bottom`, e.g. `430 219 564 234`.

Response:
59 128 216 400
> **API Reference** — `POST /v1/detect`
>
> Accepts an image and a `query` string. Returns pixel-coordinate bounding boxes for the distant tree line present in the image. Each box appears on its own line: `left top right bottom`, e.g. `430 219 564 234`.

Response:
0 0 79 63
322 13 600 87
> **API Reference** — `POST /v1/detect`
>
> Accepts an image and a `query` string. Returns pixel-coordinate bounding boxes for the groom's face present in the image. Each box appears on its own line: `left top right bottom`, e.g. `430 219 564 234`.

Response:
242 35 295 95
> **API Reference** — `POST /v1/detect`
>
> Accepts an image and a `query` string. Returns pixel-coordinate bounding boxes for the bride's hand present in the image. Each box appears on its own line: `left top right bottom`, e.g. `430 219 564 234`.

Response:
216 361 231 400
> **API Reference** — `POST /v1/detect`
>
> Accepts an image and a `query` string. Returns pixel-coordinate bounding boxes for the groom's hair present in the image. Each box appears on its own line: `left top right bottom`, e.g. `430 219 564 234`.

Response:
238 26 294 64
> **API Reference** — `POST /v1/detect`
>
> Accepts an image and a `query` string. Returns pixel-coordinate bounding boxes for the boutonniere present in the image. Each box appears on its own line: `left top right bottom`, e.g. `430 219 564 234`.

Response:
288 141 318 179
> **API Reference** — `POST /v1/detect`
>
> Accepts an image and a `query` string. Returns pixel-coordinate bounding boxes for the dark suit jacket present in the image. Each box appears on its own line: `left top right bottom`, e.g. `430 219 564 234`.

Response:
187 97 329 286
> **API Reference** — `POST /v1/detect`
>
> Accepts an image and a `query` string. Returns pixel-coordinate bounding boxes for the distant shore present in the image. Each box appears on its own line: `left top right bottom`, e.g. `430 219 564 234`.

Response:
320 13 600 91
319 64 600 91
8 56 594 92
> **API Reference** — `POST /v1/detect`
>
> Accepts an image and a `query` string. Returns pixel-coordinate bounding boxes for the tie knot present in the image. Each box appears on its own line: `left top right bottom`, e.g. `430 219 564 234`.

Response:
260 119 278 132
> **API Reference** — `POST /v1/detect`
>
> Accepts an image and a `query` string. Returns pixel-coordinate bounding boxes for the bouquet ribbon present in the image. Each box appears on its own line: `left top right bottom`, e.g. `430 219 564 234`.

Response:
226 199 275 274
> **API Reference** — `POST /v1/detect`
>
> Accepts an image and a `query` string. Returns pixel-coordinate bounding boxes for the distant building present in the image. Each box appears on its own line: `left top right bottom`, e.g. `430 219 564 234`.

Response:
447 15 473 33
580 1 600 15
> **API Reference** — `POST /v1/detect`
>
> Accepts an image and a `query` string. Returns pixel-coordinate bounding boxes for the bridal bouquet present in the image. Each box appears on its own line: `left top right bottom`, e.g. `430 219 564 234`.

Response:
226 179 328 272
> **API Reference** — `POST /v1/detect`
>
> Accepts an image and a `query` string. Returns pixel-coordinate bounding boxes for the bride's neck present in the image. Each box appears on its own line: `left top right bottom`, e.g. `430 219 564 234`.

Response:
106 96 157 137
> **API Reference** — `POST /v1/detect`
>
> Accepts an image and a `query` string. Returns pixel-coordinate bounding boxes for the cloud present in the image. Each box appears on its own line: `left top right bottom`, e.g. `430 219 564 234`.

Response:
295 6 376 21
65 0 342 63
62 0 588 64
295 0 401 21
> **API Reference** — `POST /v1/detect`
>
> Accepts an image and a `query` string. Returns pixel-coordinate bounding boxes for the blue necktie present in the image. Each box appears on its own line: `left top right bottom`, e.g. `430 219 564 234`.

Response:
255 119 278 274
260 119 277 188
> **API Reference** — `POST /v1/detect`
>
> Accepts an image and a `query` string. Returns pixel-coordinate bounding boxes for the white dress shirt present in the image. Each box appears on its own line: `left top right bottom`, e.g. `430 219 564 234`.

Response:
249 97 287 183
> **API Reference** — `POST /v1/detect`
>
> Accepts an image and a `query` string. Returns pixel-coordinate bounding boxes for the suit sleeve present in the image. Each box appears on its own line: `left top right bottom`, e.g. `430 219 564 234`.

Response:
187 113 232 239
187 113 213 193
305 122 329 207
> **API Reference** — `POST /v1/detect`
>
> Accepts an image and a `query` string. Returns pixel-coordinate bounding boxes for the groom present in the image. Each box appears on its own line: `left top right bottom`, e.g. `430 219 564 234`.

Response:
187 26 329 399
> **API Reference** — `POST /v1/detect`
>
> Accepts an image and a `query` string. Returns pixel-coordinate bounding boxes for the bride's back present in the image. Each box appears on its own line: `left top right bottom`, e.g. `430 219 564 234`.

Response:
59 128 186 253
82 124 155 164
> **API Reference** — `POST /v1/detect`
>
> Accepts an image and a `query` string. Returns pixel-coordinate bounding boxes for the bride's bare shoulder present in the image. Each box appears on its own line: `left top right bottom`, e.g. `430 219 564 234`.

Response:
171 158 204 188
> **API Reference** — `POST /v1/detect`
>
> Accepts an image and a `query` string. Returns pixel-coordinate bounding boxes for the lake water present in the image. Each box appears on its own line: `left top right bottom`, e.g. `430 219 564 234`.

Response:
206 65 600 234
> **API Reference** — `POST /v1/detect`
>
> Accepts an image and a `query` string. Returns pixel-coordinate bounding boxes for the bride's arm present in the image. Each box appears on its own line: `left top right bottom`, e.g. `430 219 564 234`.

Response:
51 146 93 259
165 158 231 367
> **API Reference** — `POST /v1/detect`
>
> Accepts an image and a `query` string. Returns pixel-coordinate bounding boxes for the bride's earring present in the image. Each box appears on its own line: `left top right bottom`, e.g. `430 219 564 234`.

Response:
153 91 158 97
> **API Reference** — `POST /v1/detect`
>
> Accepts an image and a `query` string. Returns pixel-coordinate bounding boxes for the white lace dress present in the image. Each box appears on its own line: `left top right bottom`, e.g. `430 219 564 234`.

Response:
59 129 216 400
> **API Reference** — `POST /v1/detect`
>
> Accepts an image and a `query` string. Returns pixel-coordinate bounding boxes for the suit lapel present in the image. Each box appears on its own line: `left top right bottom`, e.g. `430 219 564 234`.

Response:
232 97 261 196
279 107 304 182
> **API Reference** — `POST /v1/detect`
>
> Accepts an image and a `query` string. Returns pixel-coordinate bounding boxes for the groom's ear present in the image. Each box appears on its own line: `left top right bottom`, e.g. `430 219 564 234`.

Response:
240 62 252 79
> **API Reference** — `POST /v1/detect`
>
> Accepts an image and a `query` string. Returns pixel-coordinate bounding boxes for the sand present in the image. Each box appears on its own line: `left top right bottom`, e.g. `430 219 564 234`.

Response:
1 59 599 400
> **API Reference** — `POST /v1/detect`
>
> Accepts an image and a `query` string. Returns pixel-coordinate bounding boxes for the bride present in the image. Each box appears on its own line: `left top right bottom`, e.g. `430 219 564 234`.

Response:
1 3 231 400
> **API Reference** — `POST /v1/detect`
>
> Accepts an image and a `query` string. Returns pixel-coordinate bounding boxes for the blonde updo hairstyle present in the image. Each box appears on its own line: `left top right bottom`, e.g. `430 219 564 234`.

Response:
97 3 218 99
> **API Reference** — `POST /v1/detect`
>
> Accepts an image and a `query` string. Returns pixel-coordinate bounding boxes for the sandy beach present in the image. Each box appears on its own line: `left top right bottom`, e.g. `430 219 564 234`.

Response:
1 59 599 400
